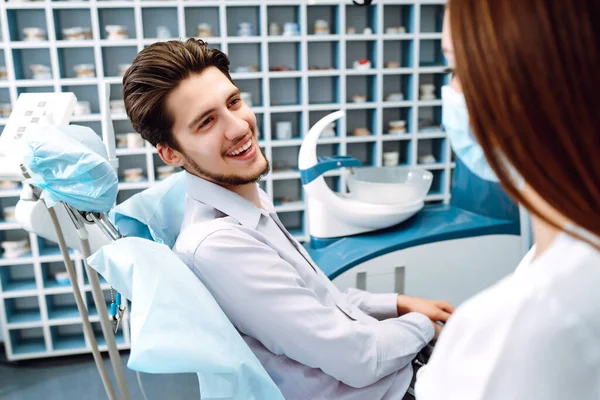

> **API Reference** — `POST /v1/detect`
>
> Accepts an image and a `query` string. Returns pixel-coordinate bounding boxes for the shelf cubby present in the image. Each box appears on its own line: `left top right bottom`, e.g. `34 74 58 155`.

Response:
7 9 48 42
383 4 414 34
419 39 445 67
347 74 377 104
383 39 414 69
50 323 86 351
309 76 340 105
307 41 339 71
270 77 302 107
46 292 80 321
417 105 443 133
0 264 36 294
345 3 377 34
142 8 178 40
418 72 448 101
307 5 339 36
382 106 412 135
346 40 377 69
53 9 93 41
12 48 53 80
98 8 136 41
420 4 445 33
273 179 303 207
267 5 301 37
346 107 377 138
228 42 262 73
58 47 96 79
347 141 376 167
4 296 41 325
102 46 138 78
184 7 220 39
417 137 447 165
269 42 301 72
9 327 46 355
226 6 261 37
382 140 412 166
272 146 300 173
62 85 100 114
383 73 412 102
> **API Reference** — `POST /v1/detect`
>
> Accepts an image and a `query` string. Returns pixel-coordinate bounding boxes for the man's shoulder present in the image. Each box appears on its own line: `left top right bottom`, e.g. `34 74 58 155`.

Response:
174 216 238 253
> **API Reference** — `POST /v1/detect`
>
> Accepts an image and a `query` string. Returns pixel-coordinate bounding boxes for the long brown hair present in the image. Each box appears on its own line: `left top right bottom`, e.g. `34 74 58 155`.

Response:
449 0 600 245
122 39 232 150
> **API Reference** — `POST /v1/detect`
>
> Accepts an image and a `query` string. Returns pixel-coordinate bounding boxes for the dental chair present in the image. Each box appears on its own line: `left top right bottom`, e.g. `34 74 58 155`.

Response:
88 170 284 400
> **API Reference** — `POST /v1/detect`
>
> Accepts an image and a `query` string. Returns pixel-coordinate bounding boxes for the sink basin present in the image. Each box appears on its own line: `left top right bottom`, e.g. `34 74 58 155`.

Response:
346 166 433 205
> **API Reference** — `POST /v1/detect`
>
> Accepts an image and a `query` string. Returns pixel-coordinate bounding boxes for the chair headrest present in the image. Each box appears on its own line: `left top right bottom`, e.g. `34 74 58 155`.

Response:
110 171 186 248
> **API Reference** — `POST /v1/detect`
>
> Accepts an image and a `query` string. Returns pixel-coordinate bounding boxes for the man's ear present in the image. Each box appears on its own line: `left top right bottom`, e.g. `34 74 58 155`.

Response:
157 143 185 167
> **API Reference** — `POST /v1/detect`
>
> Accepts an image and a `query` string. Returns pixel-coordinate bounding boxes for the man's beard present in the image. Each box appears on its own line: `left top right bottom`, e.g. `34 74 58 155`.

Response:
182 148 270 187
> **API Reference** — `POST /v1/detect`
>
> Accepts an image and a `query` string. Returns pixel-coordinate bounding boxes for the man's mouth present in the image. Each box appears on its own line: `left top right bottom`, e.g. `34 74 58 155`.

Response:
226 137 254 159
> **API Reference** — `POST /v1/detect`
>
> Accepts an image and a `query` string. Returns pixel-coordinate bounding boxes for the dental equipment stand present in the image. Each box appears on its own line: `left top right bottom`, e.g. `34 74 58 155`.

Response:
300 111 529 308
0 88 132 400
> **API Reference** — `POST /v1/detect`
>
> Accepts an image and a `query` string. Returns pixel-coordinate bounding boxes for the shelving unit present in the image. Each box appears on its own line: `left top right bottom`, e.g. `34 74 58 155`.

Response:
0 0 449 360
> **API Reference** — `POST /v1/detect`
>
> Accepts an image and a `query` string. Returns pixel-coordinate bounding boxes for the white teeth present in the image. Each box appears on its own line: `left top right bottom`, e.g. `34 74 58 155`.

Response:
228 138 252 156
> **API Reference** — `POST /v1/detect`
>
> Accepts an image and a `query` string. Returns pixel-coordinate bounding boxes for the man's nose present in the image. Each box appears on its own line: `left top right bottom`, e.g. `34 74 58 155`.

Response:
223 112 249 141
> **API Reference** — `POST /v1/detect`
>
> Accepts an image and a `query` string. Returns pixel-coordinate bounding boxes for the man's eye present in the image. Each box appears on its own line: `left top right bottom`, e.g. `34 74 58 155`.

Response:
200 118 212 128
230 98 240 106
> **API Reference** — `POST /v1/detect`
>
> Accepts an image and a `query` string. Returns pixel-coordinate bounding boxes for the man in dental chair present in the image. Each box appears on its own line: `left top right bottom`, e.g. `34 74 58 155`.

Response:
122 38 454 400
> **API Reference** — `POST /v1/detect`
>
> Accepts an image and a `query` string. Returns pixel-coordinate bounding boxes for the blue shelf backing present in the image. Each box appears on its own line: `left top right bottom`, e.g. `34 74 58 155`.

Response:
419 39 445 67
420 4 445 33
42 261 75 289
5 296 42 324
10 328 46 355
307 5 340 35
384 4 415 33
1 264 36 292
346 3 378 33
51 324 86 350
46 293 80 320
347 141 377 166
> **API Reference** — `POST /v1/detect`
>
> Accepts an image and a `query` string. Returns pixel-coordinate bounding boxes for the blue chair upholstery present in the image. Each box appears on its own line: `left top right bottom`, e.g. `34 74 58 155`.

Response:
109 171 186 247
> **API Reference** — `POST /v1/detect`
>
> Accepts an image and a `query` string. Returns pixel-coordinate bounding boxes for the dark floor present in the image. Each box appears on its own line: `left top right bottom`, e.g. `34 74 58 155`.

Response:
0 344 200 400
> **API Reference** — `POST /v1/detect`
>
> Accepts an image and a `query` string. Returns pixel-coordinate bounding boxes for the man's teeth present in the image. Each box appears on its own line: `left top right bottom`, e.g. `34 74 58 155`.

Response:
229 139 252 156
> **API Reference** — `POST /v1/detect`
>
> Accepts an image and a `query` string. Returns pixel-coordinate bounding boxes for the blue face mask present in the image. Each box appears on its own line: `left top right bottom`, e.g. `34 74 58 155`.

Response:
441 85 499 182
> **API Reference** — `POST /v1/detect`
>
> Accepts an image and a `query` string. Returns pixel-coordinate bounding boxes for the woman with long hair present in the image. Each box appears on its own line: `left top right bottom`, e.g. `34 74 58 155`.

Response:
415 1 600 399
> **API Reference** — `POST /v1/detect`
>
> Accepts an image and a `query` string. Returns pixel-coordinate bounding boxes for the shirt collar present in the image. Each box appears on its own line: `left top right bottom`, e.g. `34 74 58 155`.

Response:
185 171 271 229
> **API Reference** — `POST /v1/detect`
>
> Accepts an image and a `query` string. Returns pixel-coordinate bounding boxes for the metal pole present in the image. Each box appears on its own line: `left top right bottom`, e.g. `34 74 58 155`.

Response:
46 206 117 400
80 238 132 400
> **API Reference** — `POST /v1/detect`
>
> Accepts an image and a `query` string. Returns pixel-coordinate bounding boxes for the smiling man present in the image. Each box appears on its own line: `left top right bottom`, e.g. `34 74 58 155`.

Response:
122 39 454 400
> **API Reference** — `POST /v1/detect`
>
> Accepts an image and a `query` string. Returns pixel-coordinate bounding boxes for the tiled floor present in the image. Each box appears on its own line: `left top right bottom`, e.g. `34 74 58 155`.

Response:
0 346 200 400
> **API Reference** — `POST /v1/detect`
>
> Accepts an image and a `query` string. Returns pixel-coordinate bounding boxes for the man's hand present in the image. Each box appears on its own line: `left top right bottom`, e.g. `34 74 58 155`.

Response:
396 295 455 323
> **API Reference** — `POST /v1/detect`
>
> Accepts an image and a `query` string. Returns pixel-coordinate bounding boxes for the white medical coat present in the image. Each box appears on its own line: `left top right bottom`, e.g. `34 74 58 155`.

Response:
174 172 435 400
415 232 600 399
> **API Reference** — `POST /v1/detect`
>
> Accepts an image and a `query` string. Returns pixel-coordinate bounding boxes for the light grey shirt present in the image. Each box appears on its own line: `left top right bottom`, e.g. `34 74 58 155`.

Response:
174 172 434 400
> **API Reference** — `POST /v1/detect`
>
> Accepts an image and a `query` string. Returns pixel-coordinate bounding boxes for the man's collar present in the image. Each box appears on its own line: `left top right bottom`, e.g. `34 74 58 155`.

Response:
185 171 269 229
